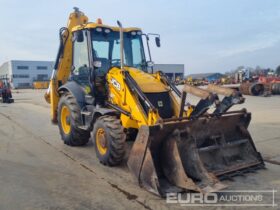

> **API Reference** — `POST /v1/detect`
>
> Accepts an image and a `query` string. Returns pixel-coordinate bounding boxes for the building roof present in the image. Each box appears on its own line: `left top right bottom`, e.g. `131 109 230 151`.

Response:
10 60 54 63
186 73 223 80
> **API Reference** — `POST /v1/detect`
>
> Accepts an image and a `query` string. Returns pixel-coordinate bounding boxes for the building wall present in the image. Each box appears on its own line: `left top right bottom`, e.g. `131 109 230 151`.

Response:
0 60 53 88
1 61 184 87
205 73 223 82
153 64 184 81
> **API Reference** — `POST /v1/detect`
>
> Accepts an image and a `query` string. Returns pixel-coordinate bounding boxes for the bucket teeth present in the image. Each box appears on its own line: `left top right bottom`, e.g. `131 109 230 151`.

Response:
201 182 227 194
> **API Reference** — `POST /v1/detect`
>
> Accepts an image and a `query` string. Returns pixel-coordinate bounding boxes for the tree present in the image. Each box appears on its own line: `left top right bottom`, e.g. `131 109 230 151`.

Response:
276 65 280 76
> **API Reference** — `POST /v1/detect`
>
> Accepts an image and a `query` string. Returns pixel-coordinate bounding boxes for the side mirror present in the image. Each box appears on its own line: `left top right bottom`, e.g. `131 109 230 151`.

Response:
76 31 84 42
155 37 161 47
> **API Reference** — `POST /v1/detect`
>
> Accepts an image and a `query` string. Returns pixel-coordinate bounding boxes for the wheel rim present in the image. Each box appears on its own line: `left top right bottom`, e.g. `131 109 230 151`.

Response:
61 105 71 135
96 128 107 155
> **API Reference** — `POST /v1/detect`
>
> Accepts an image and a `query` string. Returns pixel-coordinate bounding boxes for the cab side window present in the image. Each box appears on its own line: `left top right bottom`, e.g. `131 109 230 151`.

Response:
72 30 89 86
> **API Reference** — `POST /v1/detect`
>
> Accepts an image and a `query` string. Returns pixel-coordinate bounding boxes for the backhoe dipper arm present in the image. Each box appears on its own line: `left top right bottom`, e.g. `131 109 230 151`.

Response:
183 84 219 118
207 84 245 115
45 8 88 123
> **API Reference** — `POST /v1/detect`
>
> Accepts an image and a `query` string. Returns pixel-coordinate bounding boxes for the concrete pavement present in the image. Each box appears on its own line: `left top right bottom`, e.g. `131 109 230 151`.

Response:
0 89 279 210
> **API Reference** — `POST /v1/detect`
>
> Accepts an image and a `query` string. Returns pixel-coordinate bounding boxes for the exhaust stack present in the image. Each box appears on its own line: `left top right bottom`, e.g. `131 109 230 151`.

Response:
117 21 124 70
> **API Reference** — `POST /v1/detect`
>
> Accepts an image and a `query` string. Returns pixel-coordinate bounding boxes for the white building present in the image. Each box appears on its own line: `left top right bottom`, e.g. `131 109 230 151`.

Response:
0 60 53 88
153 64 184 81
0 61 184 88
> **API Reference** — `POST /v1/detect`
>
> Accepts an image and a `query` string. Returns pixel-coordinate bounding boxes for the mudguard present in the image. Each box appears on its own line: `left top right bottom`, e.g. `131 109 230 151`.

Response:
58 81 86 108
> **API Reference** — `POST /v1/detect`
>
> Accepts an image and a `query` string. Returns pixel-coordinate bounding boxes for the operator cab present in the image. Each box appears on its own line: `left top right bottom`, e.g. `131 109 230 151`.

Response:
91 28 147 73
71 24 149 105
71 27 146 82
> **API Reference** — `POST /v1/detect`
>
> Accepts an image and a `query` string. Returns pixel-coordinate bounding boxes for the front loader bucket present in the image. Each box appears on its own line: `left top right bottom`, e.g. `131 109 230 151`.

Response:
127 110 264 197
184 111 264 177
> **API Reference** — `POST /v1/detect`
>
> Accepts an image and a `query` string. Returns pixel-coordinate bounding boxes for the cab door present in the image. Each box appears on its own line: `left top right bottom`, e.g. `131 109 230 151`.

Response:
72 30 91 91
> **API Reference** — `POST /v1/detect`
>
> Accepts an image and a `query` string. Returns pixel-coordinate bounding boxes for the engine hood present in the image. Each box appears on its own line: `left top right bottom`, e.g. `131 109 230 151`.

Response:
127 67 169 93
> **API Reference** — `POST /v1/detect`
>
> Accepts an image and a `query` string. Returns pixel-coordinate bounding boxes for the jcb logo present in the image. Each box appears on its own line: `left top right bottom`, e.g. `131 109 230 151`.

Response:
110 78 121 91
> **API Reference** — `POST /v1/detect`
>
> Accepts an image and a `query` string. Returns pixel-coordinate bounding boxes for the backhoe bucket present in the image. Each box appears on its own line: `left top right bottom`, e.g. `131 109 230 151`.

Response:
127 110 264 197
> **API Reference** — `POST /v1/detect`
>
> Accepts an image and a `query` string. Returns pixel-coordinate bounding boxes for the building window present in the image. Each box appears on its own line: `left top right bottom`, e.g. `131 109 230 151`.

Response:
36 74 49 81
37 66 48 70
13 74 30 78
17 83 30 87
165 73 174 81
17 66 29 70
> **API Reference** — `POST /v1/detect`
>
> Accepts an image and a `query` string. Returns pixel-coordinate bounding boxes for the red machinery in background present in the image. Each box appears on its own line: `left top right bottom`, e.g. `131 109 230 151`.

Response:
0 75 14 103
240 75 280 96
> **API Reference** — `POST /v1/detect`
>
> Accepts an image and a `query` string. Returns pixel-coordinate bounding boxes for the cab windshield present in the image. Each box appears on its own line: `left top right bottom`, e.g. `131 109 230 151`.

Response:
91 28 147 72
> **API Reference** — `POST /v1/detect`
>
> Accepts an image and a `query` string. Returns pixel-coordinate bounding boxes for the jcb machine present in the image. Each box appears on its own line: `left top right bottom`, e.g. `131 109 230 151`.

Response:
45 8 264 197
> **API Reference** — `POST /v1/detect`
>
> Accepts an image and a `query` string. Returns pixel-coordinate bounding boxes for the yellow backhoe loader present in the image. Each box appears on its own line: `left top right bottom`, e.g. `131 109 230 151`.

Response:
45 8 264 197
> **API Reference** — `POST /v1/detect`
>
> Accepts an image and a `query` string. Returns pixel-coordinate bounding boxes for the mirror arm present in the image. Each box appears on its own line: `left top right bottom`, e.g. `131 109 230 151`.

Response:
143 33 153 73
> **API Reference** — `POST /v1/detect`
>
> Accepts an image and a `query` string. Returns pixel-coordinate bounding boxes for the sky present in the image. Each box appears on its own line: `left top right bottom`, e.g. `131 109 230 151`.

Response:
0 0 280 74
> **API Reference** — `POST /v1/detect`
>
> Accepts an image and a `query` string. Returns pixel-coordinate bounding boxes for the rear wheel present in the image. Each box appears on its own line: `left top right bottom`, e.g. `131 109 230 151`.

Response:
2 91 7 103
92 115 126 166
58 93 90 146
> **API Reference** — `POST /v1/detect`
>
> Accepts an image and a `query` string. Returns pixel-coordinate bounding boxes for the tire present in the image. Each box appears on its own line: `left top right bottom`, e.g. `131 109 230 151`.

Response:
2 91 7 103
92 115 126 166
57 93 90 146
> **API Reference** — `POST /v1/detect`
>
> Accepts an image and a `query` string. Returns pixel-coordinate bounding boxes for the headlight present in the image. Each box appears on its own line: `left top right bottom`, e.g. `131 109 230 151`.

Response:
104 28 111 33
96 27 102 32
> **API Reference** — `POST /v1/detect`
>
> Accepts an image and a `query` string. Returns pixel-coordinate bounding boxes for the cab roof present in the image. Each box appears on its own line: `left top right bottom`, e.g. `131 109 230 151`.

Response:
72 22 141 33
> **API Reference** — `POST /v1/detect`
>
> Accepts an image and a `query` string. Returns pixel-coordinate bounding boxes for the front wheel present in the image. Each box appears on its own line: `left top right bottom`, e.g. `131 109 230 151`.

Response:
57 93 90 146
92 115 126 166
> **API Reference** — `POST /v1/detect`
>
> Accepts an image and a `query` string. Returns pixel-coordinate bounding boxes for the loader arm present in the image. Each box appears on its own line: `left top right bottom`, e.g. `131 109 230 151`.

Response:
107 67 163 128
45 8 88 123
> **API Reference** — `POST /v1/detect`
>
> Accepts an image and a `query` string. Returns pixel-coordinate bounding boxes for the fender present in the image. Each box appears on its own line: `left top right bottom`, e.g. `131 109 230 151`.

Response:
92 107 119 123
82 105 118 130
58 81 86 108
94 107 118 116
